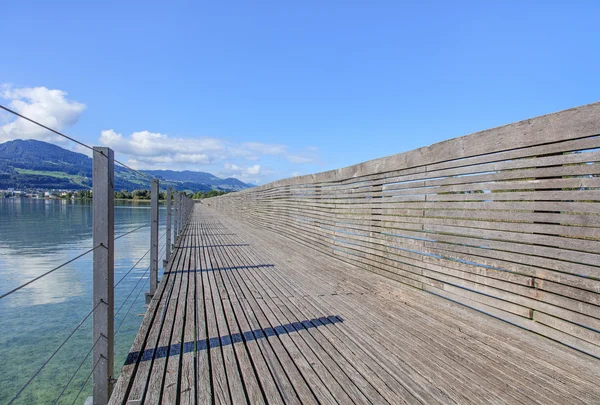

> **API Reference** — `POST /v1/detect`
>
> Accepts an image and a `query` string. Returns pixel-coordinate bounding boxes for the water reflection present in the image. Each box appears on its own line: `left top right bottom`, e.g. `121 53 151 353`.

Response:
0 198 167 404
0 199 166 306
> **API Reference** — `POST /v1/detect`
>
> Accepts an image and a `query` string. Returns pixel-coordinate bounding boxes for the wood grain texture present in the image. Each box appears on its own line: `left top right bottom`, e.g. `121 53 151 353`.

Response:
110 104 600 404
110 204 600 404
207 104 600 357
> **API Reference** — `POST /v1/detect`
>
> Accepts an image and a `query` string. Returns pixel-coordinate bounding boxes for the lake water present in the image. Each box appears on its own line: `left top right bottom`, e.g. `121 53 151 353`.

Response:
0 199 167 405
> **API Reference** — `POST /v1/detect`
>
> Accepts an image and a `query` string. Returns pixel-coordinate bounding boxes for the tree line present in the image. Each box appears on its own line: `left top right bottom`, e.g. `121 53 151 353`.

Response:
115 189 230 200
28 189 231 200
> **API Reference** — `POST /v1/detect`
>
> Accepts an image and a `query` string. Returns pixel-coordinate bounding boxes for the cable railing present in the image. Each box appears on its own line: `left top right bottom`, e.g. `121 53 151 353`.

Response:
0 106 195 405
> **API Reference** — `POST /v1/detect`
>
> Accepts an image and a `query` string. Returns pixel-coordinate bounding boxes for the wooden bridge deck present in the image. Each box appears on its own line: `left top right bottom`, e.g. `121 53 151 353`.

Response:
110 204 600 405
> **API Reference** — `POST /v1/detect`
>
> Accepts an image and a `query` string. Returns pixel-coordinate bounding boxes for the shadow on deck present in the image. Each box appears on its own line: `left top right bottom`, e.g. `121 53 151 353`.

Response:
124 316 343 365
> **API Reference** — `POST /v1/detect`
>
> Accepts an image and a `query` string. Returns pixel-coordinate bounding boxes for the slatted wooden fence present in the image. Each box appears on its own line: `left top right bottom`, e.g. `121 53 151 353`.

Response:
207 102 600 358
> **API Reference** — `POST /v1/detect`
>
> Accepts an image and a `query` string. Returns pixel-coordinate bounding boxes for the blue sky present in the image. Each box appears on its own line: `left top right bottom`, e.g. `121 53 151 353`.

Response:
1 1 599 184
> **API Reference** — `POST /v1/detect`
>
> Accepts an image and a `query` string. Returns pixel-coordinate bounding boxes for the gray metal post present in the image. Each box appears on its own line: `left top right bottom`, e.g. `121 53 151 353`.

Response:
173 192 179 244
180 194 184 232
92 147 114 405
164 187 172 266
180 194 184 233
147 179 159 302
176 193 180 237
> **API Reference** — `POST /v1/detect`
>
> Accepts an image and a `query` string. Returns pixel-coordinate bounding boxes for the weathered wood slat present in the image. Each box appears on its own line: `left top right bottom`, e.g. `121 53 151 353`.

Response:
232 214 599 403
195 221 213 405
208 239 266 404
144 237 185 404
248 211 600 331
207 103 600 357
220 231 424 405
201 225 233 405
179 222 197 405
111 201 600 405
211 240 320 404
223 213 540 403
161 222 194 404
121 231 184 404
109 271 170 404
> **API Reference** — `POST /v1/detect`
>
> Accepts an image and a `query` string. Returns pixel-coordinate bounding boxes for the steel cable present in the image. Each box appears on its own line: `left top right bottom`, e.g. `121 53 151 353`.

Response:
1 224 163 300
51 335 101 405
0 245 101 300
7 301 102 404
114 242 166 336
114 268 150 336
0 105 94 151
0 105 154 182
114 223 150 241
114 227 167 289
114 232 166 320
114 248 150 289
70 356 102 405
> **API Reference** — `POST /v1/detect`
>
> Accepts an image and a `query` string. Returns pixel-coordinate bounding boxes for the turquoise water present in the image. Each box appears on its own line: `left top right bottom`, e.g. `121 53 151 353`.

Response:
0 199 167 404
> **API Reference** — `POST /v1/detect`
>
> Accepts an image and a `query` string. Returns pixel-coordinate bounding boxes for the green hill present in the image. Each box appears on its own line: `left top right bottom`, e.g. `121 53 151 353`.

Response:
0 139 251 192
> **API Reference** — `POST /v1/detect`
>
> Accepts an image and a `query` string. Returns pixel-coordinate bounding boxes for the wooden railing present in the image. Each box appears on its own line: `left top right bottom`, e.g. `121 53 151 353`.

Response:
207 102 600 358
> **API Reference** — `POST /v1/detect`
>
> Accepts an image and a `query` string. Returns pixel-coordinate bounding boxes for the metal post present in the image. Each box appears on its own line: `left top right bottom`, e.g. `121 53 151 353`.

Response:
176 193 180 237
180 194 184 232
180 194 184 233
164 187 172 266
147 179 159 302
173 192 179 244
185 196 188 222
92 147 114 405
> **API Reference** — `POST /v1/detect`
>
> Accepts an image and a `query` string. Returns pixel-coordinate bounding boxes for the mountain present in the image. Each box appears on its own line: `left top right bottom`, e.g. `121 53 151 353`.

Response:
0 139 253 192
142 170 249 191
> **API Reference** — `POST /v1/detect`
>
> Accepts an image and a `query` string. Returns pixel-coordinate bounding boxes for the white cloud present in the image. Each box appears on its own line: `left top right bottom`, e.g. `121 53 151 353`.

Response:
246 164 261 175
99 129 292 178
220 162 277 184
224 162 262 176
0 85 86 143
100 129 224 159
101 127 320 184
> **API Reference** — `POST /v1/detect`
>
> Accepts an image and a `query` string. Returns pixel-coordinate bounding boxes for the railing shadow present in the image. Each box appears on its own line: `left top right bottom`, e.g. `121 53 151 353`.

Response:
177 244 250 248
165 264 274 274
124 315 344 365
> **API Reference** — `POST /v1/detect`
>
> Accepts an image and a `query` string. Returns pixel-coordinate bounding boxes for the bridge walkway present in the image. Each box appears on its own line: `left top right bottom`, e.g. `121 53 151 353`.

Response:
109 204 600 405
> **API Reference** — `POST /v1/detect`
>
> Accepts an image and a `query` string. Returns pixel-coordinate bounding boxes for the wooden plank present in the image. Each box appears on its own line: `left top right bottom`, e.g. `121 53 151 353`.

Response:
254 212 600 328
206 252 249 405
533 311 600 347
206 189 600 356
161 231 191 404
200 222 232 405
108 269 171 404
262 211 600 273
208 237 266 404
215 254 287 405
204 223 320 405
123 238 183 404
216 211 528 404
236 223 500 405
230 261 366 404
234 246 415 405
180 220 197 404
226 207 600 386
144 235 185 404
231 211 597 403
